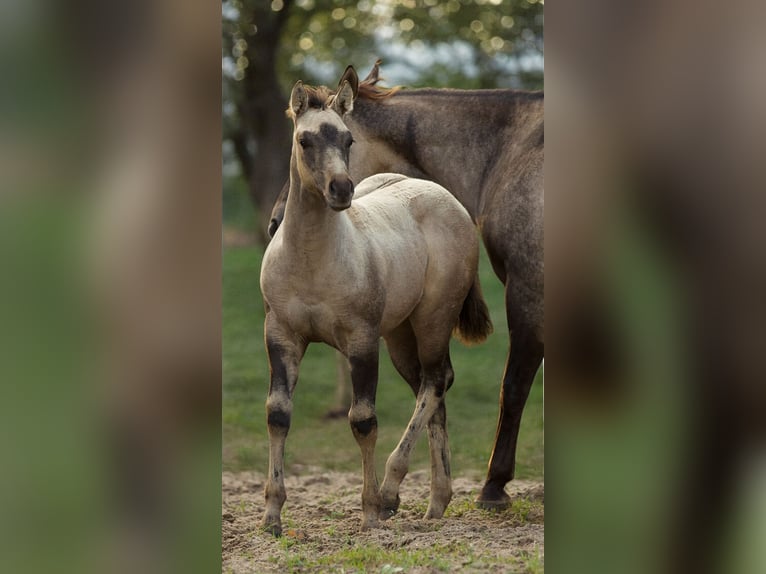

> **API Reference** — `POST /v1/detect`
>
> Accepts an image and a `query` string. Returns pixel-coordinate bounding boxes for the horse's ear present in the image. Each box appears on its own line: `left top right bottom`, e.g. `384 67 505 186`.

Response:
333 80 355 116
337 65 359 100
362 59 382 85
289 81 308 118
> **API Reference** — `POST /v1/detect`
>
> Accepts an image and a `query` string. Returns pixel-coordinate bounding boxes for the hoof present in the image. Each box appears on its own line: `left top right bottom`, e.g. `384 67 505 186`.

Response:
261 516 283 537
262 523 282 537
379 506 397 520
475 498 510 511
475 484 511 511
425 488 452 519
424 505 446 519
360 517 380 531
379 494 400 520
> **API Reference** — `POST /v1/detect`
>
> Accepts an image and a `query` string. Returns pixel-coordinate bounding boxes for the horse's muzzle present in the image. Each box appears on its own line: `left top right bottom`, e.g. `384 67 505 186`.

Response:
328 177 354 211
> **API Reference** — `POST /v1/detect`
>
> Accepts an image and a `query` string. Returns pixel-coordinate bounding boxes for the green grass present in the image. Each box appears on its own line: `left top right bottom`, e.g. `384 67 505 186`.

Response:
519 546 545 574
265 532 541 573
281 543 457 572
223 241 544 480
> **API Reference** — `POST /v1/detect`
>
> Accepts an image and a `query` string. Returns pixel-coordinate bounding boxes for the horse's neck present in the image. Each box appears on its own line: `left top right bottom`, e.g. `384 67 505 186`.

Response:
351 91 542 217
281 156 345 260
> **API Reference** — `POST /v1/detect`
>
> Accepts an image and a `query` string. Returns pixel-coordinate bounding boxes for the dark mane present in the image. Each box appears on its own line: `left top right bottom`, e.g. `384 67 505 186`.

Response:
304 85 334 108
357 82 544 104
358 80 400 101
388 87 543 100
356 60 401 100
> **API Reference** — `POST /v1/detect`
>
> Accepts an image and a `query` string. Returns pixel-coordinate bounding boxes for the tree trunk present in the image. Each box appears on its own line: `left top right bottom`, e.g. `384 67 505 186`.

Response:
234 0 294 243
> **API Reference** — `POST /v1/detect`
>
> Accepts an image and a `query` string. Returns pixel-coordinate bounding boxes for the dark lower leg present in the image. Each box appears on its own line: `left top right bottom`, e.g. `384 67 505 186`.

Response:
262 400 290 535
261 330 303 535
477 331 543 508
348 350 381 530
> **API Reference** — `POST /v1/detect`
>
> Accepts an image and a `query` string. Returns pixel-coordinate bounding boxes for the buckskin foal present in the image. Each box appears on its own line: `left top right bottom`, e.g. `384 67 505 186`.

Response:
259 77 492 535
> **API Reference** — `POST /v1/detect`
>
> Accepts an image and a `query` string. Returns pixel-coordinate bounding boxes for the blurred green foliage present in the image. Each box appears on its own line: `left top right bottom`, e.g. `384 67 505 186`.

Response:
222 0 544 226
223 0 543 90
222 173 259 231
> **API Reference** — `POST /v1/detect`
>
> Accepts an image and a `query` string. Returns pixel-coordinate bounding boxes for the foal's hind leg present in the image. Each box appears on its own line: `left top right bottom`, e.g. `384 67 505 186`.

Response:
424 357 454 519
381 323 453 519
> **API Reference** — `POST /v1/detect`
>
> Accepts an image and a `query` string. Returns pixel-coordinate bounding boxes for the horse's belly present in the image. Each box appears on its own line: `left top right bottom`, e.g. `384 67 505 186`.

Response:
379 296 420 335
378 263 426 335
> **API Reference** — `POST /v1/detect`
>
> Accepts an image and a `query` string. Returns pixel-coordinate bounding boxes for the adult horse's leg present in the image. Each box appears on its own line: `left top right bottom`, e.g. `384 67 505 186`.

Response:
382 323 453 519
324 351 351 419
261 314 305 536
347 342 382 530
476 319 543 509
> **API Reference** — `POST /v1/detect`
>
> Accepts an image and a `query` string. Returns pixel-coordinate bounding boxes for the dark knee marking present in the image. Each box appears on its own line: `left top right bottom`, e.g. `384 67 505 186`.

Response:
350 354 379 383
351 416 377 437
266 340 292 385
433 379 448 399
267 409 291 429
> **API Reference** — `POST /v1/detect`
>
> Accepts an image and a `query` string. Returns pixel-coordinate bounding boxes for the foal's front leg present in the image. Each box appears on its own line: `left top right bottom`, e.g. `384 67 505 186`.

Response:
261 315 305 536
347 344 382 530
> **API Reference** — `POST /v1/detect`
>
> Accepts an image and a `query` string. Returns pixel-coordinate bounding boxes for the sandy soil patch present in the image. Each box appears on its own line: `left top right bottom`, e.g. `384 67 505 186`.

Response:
223 469 543 573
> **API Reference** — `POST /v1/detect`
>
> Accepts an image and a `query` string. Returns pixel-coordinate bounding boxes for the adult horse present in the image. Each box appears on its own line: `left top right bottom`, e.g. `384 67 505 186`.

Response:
260 76 492 534
269 63 543 509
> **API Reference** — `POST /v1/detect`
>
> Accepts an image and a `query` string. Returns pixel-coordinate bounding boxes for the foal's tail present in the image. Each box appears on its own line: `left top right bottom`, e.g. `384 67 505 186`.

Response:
454 275 493 345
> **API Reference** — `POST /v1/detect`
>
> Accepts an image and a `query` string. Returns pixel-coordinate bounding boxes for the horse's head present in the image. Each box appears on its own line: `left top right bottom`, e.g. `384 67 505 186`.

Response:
287 66 359 212
270 63 392 236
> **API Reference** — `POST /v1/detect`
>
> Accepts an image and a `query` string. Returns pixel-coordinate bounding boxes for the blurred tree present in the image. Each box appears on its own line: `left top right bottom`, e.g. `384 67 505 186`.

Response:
223 0 295 241
223 0 543 242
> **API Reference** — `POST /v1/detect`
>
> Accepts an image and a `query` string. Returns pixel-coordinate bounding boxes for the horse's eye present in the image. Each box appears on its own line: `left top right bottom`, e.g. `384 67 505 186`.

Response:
299 138 309 148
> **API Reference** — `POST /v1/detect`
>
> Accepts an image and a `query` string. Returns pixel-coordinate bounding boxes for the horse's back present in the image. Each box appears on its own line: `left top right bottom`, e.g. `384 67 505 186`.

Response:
354 173 473 233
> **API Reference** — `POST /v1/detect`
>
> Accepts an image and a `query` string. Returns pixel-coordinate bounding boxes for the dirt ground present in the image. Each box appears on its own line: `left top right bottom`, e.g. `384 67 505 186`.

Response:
223 468 544 573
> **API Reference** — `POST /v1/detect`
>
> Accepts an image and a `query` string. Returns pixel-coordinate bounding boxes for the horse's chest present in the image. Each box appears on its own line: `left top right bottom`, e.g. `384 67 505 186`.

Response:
263 270 357 343
282 297 339 341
